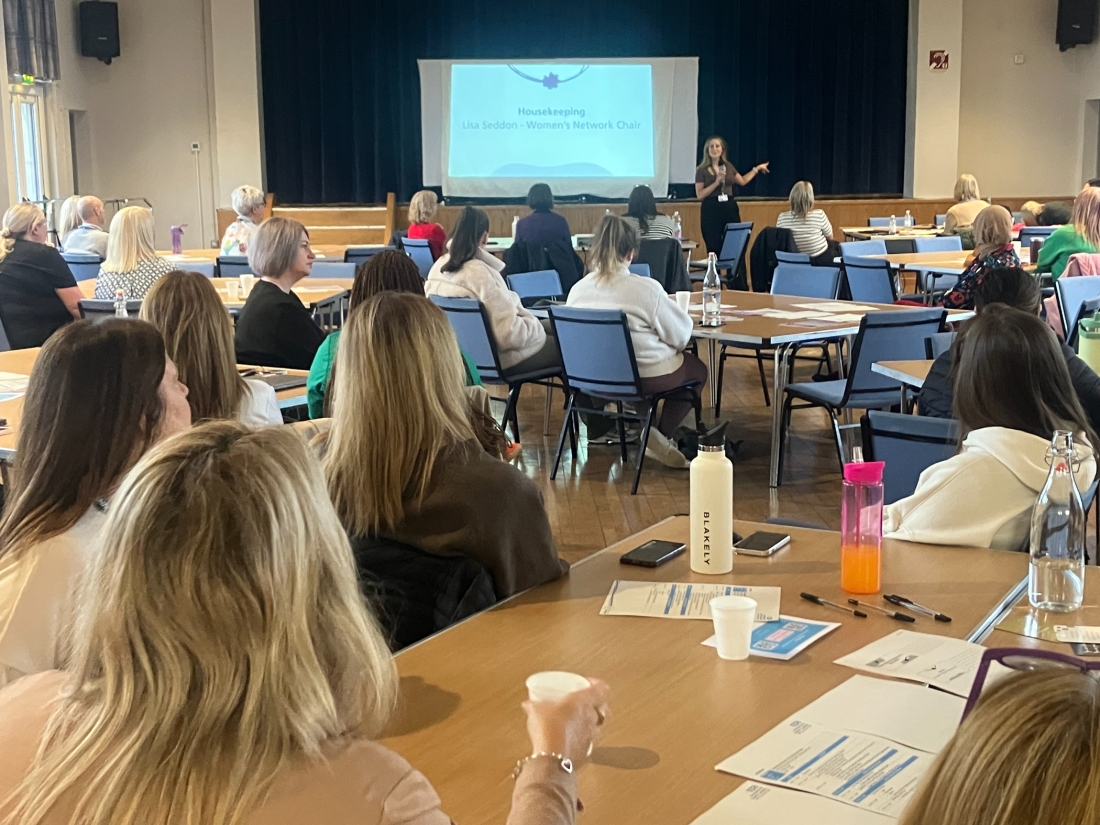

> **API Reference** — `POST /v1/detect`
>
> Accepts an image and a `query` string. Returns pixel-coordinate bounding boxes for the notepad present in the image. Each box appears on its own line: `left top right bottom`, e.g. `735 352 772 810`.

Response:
600 580 780 623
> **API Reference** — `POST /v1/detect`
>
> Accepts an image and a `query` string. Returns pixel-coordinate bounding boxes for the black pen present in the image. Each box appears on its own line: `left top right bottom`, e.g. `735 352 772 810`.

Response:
884 595 952 622
801 592 867 618
848 599 916 623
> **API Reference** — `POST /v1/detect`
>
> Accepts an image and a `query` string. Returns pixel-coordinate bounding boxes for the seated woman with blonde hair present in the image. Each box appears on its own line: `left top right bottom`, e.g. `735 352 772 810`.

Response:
943 173 987 235
321 292 566 598
406 190 446 259
0 421 607 825
220 184 265 255
141 269 282 425
93 206 175 300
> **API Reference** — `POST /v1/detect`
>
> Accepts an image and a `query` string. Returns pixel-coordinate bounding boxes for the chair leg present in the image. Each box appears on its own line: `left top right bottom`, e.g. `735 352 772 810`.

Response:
756 350 771 407
830 410 847 470
505 385 522 443
615 401 628 464
550 395 574 480
632 406 657 495
543 385 553 436
693 390 704 430
776 395 795 484
715 348 726 416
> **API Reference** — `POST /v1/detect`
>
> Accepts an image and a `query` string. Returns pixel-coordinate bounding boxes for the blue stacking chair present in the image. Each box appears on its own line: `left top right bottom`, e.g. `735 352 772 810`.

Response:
693 222 753 285
309 261 356 279
1055 276 1100 346
867 217 892 227
429 295 561 443
547 306 703 495
715 264 843 411
912 235 963 298
775 250 811 264
183 262 215 278
1011 211 1026 224
935 214 947 227
78 299 142 320
628 263 652 278
344 246 390 266
777 308 947 482
1019 226 1059 247
0 316 11 352
842 257 900 304
839 239 888 261
403 238 435 277
861 411 959 504
925 331 956 360
1068 297 1100 350
60 252 102 281
506 269 563 305
216 255 252 280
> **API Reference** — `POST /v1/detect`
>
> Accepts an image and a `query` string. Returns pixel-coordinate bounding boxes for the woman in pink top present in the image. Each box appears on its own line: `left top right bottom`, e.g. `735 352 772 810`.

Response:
0 422 609 825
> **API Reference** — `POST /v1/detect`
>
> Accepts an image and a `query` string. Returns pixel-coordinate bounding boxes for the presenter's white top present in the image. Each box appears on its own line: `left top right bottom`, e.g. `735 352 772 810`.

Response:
424 253 545 370
776 209 833 257
566 263 692 378
622 214 676 241
240 377 283 426
0 505 107 688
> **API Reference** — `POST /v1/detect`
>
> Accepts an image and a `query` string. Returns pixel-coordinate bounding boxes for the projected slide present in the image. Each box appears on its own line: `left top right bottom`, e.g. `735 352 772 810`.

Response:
447 63 655 179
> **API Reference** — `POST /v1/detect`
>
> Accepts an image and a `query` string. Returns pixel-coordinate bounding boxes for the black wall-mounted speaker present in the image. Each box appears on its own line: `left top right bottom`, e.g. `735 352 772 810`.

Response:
1057 0 1099 51
79 1 120 65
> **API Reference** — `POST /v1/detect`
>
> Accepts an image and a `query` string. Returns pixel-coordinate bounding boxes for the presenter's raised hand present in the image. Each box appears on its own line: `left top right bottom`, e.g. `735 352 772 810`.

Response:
755 162 771 175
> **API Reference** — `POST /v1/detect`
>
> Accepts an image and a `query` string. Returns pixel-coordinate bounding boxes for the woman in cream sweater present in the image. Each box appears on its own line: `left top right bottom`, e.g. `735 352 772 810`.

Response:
885 305 1095 550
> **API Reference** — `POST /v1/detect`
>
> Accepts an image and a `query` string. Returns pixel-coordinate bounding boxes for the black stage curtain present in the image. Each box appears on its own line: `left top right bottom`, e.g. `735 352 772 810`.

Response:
258 0 908 204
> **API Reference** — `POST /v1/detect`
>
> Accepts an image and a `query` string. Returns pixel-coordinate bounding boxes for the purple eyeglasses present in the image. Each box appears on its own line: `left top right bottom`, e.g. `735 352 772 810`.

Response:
963 647 1100 720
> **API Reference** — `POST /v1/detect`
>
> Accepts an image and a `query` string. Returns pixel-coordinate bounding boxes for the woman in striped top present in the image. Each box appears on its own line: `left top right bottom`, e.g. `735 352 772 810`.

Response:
622 185 676 240
776 181 834 258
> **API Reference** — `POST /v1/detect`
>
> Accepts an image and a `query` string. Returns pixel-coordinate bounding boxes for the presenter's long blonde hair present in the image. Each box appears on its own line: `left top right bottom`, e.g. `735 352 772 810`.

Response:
321 292 476 536
5 422 398 825
899 668 1100 825
103 205 157 272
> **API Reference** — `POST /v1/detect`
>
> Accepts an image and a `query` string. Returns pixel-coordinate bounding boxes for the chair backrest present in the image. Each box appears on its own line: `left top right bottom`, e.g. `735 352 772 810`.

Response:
770 263 841 300
505 268 563 302
1064 253 1100 279
842 308 947 405
428 295 505 383
716 222 753 268
1068 297 1100 349
935 213 946 227
78 299 143 320
1011 211 1025 224
310 261 356 279
1019 226 1059 245
60 252 102 282
839 239 888 263
403 238 434 277
184 262 215 278
547 306 642 399
912 236 963 253
861 411 960 505
344 246 389 266
843 256 897 304
775 250 811 264
216 255 252 279
925 331 956 359
628 263 652 278
1056 275 1100 345
867 217 892 227
0 315 11 352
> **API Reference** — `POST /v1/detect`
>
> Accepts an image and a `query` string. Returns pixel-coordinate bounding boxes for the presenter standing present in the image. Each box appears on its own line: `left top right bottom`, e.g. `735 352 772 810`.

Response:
694 135 769 256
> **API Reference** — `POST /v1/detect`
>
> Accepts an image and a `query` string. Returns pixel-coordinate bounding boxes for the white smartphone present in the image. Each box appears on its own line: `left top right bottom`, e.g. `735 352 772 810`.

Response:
733 531 791 557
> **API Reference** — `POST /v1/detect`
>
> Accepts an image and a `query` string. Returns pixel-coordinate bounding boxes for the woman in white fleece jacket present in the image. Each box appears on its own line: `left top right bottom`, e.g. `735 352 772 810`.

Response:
885 305 1096 551
566 215 708 468
425 207 558 373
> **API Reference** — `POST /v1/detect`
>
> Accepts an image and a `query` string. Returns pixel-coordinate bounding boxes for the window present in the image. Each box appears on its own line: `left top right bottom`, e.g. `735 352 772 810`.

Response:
9 85 45 203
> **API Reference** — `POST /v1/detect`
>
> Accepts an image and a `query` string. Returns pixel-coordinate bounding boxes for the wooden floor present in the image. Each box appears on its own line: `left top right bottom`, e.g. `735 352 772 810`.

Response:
500 352 848 566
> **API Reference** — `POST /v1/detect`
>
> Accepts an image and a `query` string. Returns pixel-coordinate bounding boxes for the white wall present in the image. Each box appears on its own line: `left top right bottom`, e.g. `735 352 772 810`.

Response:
957 0 1100 196
50 0 264 248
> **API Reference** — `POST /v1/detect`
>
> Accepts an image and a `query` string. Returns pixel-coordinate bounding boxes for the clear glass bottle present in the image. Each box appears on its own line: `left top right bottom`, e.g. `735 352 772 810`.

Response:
113 289 128 318
889 214 897 233
1029 430 1085 612
840 461 885 594
672 211 682 240
904 209 912 228
702 253 721 326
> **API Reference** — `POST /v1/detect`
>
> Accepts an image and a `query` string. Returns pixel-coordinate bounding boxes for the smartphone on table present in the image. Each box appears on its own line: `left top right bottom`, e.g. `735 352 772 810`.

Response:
733 531 791 557
620 540 687 568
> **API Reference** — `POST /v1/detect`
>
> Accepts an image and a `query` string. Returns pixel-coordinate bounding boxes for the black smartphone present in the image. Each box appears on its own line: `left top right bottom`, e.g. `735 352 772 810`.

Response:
734 531 791 557
620 540 687 568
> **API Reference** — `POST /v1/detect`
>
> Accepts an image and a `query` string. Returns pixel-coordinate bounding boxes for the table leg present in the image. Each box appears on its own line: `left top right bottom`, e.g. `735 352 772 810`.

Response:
769 344 793 488
707 337 719 411
900 385 908 412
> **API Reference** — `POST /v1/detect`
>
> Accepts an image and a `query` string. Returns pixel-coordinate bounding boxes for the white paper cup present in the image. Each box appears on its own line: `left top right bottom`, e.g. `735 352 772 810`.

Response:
1012 241 1023 257
709 596 757 661
526 671 591 703
675 291 692 312
240 274 255 297
225 279 240 301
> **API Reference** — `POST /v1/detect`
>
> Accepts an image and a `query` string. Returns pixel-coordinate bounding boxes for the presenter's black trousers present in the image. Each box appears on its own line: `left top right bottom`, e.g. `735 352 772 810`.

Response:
699 196 742 258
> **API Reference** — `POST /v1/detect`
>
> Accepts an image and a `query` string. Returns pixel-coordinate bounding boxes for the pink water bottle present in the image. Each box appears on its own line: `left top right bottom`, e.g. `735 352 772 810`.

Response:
840 461 885 594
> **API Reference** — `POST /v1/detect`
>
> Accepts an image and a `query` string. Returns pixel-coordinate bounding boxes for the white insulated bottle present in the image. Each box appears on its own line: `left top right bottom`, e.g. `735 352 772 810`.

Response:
690 424 733 574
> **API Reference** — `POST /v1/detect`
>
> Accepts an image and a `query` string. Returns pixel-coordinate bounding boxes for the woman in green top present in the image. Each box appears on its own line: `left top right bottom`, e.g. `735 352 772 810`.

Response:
307 250 481 418
1036 186 1100 280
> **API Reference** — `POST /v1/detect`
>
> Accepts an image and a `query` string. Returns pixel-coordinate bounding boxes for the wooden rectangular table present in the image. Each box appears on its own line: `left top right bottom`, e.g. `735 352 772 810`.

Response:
982 567 1100 652
871 360 933 389
76 278 352 311
381 516 1028 825
0 348 307 459
870 248 1032 274
156 245 352 263
690 293 973 487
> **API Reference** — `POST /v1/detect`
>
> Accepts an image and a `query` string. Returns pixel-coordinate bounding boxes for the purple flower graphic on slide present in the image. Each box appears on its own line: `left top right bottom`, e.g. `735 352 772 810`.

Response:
507 64 590 90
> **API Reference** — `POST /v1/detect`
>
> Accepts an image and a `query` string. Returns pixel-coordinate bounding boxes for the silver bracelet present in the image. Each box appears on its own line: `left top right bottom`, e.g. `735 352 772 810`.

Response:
511 752 573 780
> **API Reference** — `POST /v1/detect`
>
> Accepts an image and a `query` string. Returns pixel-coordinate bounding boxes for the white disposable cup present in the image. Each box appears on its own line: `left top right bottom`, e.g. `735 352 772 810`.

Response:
225 279 240 301
526 671 591 703
240 274 256 296
709 596 757 661
1012 241 1023 257
675 291 692 312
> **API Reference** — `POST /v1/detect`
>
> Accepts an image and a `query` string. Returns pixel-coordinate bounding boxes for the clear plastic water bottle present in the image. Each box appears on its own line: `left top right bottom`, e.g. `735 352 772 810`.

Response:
904 210 912 228
672 211 682 240
702 253 722 327
1029 430 1085 612
511 215 518 238
889 214 897 234
113 289 128 318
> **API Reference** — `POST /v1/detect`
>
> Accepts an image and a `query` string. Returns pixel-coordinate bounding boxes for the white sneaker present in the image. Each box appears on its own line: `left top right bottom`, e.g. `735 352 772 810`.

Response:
644 431 690 469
